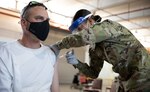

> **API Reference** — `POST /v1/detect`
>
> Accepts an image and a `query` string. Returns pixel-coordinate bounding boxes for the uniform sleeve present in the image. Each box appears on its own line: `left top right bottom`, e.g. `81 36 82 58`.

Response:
56 20 115 50
56 33 87 49
75 46 104 79
0 47 13 92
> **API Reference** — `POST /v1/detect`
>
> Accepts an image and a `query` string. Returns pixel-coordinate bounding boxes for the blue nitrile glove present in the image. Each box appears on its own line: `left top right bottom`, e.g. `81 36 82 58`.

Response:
66 50 79 65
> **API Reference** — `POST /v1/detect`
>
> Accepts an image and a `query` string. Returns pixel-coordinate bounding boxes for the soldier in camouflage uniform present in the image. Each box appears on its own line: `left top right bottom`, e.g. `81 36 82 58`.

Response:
54 9 150 92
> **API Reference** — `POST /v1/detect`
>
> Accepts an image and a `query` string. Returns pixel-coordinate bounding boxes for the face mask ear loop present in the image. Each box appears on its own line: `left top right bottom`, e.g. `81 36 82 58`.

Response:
25 19 31 23
23 19 31 32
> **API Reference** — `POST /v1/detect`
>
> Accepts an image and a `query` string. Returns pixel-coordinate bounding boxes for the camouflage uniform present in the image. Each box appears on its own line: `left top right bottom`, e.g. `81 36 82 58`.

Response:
57 19 150 92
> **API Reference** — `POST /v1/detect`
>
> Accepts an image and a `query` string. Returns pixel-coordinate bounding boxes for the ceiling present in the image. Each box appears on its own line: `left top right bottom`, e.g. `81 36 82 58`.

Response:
0 0 150 47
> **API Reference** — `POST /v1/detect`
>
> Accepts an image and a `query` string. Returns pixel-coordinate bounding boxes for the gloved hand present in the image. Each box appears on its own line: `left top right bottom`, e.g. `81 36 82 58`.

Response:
66 50 79 65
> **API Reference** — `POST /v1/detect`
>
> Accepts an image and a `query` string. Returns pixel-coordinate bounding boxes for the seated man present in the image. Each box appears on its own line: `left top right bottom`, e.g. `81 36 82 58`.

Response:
0 1 59 92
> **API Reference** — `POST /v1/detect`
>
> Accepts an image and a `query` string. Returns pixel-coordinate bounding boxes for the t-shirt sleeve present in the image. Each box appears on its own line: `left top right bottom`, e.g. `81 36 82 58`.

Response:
0 46 13 92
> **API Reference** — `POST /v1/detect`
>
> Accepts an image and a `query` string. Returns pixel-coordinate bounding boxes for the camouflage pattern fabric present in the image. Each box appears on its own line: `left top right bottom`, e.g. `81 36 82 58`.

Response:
56 19 150 92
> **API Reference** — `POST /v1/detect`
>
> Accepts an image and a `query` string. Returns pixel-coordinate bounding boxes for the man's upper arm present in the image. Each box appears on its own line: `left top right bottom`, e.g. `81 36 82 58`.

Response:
0 57 12 92
48 44 60 57
51 62 60 92
0 46 13 92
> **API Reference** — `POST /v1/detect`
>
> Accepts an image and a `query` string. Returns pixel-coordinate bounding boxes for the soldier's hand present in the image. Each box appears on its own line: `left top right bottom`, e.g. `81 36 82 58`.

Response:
66 50 79 65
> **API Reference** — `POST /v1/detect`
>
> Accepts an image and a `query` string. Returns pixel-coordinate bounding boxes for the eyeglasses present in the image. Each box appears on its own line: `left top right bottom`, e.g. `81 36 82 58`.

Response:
21 1 47 18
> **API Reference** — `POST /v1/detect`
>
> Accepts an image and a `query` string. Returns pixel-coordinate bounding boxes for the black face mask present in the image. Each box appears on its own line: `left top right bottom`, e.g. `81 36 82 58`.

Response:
27 19 50 41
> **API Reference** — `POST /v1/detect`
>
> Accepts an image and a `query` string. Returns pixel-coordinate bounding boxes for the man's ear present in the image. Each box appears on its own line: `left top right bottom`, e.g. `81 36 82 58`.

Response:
20 18 29 31
21 19 28 27
21 19 26 24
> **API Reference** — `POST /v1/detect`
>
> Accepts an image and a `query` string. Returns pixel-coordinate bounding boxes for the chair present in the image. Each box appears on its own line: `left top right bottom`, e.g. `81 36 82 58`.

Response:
83 78 102 92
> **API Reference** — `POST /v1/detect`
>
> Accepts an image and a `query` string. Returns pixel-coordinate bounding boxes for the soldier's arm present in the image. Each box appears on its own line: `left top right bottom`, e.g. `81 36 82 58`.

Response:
56 33 87 50
56 19 129 50
75 46 104 79
56 20 114 50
